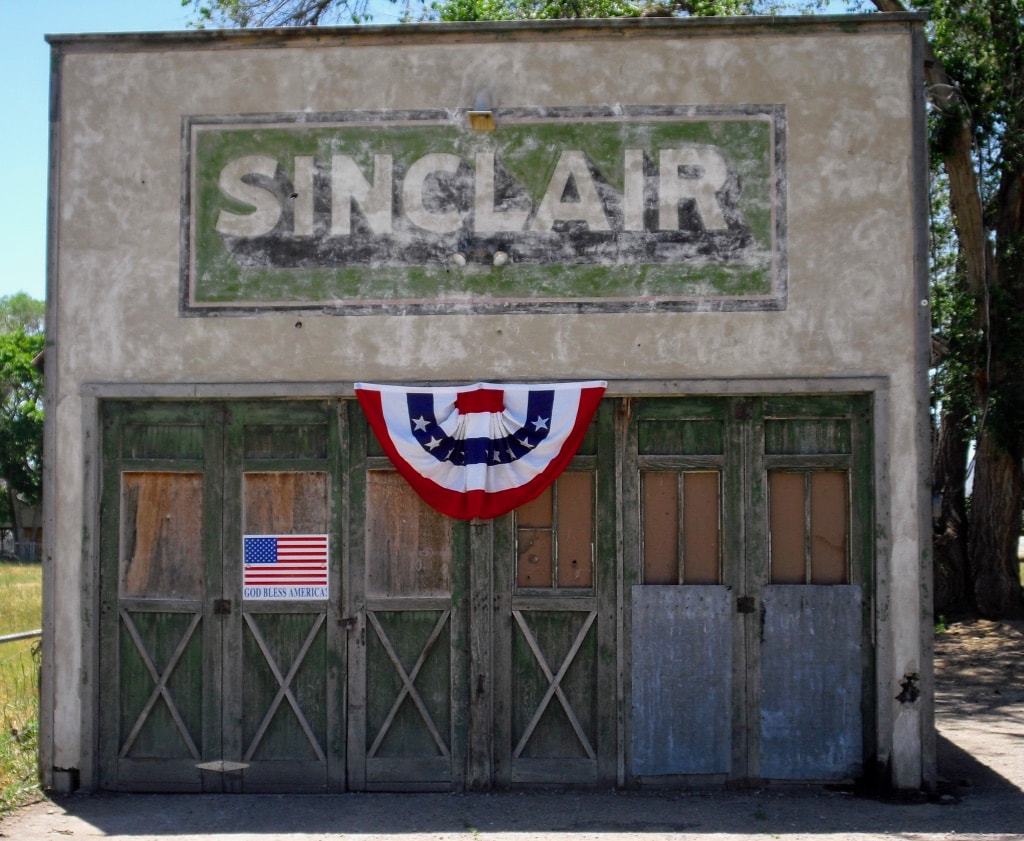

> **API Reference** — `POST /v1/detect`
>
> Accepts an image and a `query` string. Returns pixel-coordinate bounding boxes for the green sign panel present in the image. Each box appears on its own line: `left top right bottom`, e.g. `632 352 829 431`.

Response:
183 107 785 314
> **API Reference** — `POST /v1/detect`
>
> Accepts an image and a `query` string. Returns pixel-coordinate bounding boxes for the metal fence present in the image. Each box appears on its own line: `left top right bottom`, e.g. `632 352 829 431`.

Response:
0 541 39 562
0 629 42 644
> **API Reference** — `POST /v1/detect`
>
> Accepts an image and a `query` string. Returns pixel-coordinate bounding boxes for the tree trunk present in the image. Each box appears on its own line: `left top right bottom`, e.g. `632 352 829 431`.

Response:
971 148 1024 618
932 406 971 614
6 486 22 552
968 432 1024 618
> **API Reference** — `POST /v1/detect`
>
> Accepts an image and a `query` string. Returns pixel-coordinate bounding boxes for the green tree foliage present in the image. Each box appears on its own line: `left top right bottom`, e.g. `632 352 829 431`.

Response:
0 328 44 527
433 0 765 20
183 0 825 25
183 0 380 26
0 293 44 337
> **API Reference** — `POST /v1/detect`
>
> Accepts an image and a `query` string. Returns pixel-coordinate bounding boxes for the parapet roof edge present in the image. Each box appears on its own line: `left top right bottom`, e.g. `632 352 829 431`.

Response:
45 12 926 51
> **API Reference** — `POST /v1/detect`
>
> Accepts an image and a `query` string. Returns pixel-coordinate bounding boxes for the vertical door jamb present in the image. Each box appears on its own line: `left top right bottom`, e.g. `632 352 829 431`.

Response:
218 402 244 791
593 399 620 787
327 399 348 792
202 404 227 791
731 396 766 783
466 518 493 789
344 399 369 791
614 397 632 788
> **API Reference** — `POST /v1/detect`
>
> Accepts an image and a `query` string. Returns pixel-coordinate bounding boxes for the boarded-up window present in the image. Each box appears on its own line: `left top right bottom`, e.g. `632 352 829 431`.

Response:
769 470 849 584
120 472 203 599
516 472 594 589
244 471 329 535
642 471 721 585
366 470 452 597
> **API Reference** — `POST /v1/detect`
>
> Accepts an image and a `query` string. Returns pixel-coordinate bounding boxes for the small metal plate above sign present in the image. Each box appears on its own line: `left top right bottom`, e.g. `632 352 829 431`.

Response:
183 105 786 316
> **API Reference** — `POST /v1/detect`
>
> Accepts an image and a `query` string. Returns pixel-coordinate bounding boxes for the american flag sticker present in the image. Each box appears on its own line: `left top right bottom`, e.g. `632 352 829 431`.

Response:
242 534 329 601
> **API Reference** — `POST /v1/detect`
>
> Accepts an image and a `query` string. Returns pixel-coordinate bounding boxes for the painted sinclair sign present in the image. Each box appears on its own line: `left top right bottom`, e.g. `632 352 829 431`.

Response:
183 107 785 314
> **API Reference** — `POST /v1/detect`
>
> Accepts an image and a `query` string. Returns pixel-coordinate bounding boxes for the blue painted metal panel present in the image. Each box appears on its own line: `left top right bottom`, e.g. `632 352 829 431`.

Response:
760 585 863 780
630 585 731 775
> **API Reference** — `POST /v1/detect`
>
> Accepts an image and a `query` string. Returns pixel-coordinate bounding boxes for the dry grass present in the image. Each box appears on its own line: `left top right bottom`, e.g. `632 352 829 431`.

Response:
0 561 42 815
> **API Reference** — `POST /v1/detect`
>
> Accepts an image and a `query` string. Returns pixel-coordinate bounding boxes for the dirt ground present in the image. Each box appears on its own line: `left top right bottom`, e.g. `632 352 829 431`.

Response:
2 617 1023 841
932 617 1024 797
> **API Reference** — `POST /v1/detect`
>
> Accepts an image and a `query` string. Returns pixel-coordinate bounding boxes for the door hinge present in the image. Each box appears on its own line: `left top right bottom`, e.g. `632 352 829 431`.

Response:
736 595 757 614
213 598 232 615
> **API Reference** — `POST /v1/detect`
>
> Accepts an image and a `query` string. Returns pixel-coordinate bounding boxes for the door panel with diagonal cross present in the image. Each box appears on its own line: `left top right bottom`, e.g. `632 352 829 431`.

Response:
99 403 223 791
346 407 469 791
493 402 617 787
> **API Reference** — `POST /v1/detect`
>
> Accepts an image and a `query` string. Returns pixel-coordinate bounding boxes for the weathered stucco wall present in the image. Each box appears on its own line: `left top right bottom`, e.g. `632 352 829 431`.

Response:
51 23 920 386
44 16 930 790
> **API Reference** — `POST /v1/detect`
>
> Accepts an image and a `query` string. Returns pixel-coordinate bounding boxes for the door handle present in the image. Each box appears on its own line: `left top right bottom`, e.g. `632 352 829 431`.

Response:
213 598 232 615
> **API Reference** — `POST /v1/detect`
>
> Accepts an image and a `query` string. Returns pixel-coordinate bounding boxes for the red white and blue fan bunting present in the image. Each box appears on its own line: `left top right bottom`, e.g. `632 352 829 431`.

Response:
355 381 607 520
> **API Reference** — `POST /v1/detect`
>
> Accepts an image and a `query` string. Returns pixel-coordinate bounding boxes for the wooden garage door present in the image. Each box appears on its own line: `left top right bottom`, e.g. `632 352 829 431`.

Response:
758 397 872 780
98 401 345 793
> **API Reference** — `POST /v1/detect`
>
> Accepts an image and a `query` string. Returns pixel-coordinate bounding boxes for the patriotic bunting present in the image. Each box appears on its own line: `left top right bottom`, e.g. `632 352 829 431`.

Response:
355 381 607 520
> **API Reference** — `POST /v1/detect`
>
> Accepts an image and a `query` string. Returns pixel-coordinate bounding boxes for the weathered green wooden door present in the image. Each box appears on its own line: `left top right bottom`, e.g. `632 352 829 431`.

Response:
100 403 223 791
624 395 872 784
345 403 469 791
492 401 617 787
99 401 345 792
221 402 344 791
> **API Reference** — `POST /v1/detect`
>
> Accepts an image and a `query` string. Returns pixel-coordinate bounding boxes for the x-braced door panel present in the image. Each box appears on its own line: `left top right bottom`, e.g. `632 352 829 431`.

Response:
236 611 329 788
99 405 221 791
509 606 598 779
364 607 453 783
494 400 617 788
115 608 205 782
348 450 468 791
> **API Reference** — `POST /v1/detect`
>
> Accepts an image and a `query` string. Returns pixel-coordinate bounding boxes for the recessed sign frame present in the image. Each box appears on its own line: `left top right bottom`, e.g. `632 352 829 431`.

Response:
182 105 786 315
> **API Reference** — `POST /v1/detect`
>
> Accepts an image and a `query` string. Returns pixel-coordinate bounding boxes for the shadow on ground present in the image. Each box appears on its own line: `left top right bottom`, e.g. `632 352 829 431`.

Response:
27 742 1022 840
